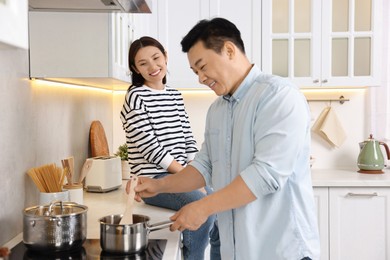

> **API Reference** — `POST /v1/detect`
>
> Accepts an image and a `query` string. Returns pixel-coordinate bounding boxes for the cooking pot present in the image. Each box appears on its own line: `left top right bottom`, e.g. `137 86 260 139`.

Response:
99 214 172 254
23 200 88 252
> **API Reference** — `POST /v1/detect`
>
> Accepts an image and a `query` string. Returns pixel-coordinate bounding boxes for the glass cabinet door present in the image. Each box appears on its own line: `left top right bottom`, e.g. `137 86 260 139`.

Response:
322 0 380 87
262 0 321 86
262 0 382 88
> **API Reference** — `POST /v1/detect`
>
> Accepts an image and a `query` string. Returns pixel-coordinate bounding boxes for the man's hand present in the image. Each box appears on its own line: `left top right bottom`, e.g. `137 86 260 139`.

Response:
126 177 160 202
169 200 209 232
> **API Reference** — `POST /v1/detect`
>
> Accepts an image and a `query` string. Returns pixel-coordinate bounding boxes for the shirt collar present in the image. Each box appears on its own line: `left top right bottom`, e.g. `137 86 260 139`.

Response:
223 64 262 103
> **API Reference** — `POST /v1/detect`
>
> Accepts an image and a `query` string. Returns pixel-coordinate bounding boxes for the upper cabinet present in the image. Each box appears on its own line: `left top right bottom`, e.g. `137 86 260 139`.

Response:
144 0 210 89
208 0 262 67
0 0 28 49
142 0 260 89
29 12 133 90
28 0 261 90
262 0 383 88
28 0 152 13
28 0 384 90
112 12 135 85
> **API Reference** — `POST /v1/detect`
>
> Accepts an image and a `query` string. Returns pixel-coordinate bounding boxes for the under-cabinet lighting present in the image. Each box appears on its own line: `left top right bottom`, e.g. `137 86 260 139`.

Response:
30 78 367 96
31 78 114 93
113 90 128 95
300 88 366 94
113 88 213 95
116 87 366 94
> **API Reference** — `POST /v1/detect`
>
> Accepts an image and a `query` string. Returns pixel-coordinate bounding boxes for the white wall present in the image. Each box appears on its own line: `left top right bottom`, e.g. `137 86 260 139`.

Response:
306 89 367 169
0 48 114 245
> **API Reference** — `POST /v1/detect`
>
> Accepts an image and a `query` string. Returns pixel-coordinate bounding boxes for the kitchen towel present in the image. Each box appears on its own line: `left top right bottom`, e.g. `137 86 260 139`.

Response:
312 106 347 148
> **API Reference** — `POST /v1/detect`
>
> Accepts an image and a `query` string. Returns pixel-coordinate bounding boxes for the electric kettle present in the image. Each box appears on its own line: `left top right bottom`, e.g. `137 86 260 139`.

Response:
357 134 390 174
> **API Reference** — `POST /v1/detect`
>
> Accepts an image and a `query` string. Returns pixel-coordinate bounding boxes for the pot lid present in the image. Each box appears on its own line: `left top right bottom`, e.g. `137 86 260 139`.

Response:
24 201 88 217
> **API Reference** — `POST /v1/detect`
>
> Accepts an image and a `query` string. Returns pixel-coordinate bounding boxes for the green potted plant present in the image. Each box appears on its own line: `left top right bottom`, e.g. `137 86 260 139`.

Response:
115 143 130 179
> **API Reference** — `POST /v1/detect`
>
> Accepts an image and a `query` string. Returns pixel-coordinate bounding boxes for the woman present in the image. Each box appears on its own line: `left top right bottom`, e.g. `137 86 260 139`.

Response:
120 36 219 260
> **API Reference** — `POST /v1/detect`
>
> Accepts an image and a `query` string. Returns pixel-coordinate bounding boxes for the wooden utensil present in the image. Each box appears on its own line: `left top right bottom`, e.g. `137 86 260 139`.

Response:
119 175 138 225
78 159 93 183
61 159 69 184
68 156 74 180
59 168 66 187
61 157 74 185
67 156 74 185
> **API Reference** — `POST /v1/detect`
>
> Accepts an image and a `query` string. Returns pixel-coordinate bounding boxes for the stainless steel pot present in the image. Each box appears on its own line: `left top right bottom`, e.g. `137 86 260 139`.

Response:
99 214 172 254
23 200 88 252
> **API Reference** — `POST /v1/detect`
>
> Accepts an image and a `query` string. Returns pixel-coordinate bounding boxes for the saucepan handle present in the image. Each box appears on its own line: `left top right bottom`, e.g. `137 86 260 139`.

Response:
148 220 173 232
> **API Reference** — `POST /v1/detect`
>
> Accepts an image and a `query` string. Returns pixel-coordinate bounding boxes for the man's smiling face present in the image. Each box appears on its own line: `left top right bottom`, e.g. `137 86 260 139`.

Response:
187 41 236 96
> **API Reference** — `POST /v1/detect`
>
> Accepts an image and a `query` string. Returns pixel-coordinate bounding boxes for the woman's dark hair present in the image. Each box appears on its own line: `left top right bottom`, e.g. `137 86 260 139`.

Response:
181 17 245 54
128 36 167 87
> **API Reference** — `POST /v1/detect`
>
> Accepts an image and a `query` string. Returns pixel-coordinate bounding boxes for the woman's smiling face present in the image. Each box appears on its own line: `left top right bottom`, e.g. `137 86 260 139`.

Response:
133 46 168 89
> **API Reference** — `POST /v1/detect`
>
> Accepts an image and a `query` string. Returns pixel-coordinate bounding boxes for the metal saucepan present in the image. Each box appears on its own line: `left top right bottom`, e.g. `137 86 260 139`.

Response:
23 200 88 252
99 214 172 254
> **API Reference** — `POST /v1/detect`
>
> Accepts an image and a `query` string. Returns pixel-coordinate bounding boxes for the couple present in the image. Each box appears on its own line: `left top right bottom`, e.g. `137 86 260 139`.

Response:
121 17 320 260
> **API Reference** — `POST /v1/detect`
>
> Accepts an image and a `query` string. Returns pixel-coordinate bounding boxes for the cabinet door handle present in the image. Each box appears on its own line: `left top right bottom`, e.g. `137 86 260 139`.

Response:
313 79 319 83
322 79 328 83
347 192 378 197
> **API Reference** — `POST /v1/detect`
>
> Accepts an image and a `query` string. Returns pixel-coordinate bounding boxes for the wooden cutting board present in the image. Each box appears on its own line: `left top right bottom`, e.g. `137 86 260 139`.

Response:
89 120 110 157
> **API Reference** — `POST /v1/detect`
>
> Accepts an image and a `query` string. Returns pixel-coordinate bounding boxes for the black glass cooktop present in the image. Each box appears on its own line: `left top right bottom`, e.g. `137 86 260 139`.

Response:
9 239 167 260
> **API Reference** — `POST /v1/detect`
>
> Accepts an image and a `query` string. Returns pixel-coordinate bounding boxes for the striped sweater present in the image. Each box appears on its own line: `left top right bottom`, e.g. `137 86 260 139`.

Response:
120 85 198 176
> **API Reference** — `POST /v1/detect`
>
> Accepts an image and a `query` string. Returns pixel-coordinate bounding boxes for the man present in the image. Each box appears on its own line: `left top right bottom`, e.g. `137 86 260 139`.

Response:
131 17 320 260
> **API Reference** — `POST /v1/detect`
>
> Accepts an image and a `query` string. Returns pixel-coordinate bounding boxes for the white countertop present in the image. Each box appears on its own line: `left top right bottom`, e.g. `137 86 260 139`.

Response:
3 181 181 260
311 168 390 187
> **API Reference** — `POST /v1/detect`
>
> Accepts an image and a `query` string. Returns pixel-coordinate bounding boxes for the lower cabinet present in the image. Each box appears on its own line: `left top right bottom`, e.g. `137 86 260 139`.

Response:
313 187 390 260
313 187 329 260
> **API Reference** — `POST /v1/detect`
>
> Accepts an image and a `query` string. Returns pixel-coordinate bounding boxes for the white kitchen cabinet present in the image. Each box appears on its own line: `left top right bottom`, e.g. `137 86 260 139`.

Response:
112 12 133 84
329 187 390 260
143 0 209 89
313 185 390 260
0 0 28 49
29 11 133 90
313 187 329 260
208 0 262 66
144 0 261 89
262 0 383 88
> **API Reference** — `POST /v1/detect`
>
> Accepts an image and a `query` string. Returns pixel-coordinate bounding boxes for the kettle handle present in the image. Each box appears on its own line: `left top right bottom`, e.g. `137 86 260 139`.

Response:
379 142 390 160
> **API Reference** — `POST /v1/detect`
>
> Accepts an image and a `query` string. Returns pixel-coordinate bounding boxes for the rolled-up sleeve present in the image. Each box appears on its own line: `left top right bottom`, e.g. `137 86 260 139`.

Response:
240 84 309 197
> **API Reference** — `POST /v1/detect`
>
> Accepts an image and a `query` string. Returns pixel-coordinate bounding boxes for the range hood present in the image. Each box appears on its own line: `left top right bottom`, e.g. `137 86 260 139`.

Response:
29 0 152 13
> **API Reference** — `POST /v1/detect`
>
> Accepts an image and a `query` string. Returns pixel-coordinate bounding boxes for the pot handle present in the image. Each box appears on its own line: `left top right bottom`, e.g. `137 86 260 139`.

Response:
44 200 64 216
148 220 173 232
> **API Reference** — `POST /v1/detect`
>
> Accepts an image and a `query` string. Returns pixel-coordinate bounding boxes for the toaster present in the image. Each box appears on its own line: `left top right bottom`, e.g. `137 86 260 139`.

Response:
84 156 122 192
